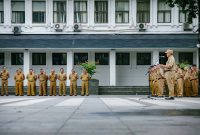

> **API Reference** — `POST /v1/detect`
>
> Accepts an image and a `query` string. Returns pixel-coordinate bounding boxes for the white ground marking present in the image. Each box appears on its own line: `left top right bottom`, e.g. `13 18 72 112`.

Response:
55 98 85 107
101 98 145 107
3 98 54 106
0 98 34 104
129 98 184 107
175 99 200 104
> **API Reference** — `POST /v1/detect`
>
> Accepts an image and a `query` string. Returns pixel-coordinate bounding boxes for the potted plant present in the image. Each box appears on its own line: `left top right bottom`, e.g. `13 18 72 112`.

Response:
80 62 99 95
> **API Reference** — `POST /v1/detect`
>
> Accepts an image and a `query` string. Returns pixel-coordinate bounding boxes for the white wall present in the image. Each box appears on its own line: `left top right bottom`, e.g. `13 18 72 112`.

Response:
0 0 198 34
0 49 198 86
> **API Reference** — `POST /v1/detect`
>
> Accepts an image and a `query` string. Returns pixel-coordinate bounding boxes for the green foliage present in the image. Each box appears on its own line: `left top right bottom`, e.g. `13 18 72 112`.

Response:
179 62 190 69
165 0 198 23
81 62 96 78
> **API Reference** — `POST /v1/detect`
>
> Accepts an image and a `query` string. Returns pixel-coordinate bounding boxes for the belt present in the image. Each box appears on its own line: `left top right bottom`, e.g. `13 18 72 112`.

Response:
82 80 88 82
28 81 34 82
50 81 56 82
2 79 8 80
16 80 22 82
158 78 165 80
190 78 198 81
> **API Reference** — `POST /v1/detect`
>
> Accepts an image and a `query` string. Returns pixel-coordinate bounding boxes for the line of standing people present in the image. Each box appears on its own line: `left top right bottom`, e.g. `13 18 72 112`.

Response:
0 67 90 96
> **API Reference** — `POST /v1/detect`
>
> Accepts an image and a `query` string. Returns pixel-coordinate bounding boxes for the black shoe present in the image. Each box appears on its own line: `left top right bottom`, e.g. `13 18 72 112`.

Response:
74 95 77 96
6 94 9 96
165 97 174 100
70 95 72 96
86 94 89 96
15 94 19 96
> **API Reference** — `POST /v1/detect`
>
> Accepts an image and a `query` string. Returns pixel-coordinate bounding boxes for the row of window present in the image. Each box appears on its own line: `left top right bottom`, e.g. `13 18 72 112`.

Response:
0 52 193 66
0 0 188 24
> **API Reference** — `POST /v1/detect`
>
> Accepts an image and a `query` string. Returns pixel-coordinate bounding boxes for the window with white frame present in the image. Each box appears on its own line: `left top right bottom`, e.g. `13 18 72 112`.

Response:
53 0 66 23
137 52 151 65
11 53 24 65
95 0 108 23
115 0 129 23
95 53 109 65
116 53 130 65
32 1 46 23
0 0 3 23
52 53 67 65
32 53 46 65
74 0 87 23
137 0 150 23
11 0 25 23
157 0 171 23
179 9 188 23
74 53 88 65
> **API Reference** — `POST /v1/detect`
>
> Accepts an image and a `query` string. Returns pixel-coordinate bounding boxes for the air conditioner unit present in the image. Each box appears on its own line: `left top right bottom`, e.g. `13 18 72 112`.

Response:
73 24 81 32
138 23 147 32
13 26 21 35
183 22 192 31
54 23 64 32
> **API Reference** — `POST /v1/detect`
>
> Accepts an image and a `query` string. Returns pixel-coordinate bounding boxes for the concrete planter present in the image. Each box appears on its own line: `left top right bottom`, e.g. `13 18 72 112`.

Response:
89 79 99 95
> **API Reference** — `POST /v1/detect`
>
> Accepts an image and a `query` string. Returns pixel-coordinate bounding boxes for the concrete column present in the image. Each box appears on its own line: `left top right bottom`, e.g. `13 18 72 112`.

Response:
132 0 137 27
152 50 159 65
88 0 94 27
109 0 115 28
23 49 30 85
46 0 53 27
67 0 74 30
4 0 11 27
152 0 158 27
25 0 32 28
110 50 116 86
67 51 74 86
173 5 179 26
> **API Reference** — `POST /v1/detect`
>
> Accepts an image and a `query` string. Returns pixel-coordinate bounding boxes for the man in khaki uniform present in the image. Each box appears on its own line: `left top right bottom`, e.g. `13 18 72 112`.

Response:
152 67 158 96
190 65 199 97
0 67 10 96
148 66 154 96
27 69 37 96
38 69 47 96
14 69 25 96
58 68 67 96
156 65 165 97
176 65 184 97
49 69 57 96
162 49 176 100
80 69 90 96
184 67 192 97
69 69 78 96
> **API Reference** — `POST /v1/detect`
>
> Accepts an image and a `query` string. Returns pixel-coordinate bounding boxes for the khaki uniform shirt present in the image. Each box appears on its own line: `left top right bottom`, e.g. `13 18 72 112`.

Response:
14 73 24 82
58 73 67 81
165 55 176 71
49 73 57 82
1 70 9 80
27 73 36 82
69 73 78 82
38 73 47 81
80 73 90 81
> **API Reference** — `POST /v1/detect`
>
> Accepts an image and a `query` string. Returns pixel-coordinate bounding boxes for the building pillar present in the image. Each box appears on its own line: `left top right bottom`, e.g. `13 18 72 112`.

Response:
88 0 94 28
46 0 53 27
67 0 74 30
152 50 159 65
67 51 73 86
109 0 115 28
110 50 116 86
4 0 11 27
25 0 32 28
152 0 158 27
23 49 30 85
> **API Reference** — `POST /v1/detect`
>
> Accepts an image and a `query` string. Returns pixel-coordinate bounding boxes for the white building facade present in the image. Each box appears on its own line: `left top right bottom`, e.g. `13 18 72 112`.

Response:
0 0 198 87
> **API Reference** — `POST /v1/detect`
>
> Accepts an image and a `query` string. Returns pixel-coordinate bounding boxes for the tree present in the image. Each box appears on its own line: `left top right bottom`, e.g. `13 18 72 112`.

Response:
165 0 198 23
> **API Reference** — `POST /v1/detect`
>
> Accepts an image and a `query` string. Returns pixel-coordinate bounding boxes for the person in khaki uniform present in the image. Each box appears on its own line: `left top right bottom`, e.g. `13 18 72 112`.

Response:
69 69 78 96
148 66 154 96
49 69 57 96
0 67 10 96
58 68 67 96
190 65 199 97
162 49 176 100
33 70 37 95
156 65 165 97
27 69 37 96
152 68 158 96
38 69 47 96
184 67 192 97
14 69 25 96
80 69 90 96
176 65 184 97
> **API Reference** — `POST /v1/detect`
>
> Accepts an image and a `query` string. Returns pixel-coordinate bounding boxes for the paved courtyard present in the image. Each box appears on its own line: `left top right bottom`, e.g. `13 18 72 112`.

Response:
0 95 200 135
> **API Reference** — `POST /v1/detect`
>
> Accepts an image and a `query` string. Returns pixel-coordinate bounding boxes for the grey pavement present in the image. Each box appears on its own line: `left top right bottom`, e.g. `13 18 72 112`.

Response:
0 95 200 135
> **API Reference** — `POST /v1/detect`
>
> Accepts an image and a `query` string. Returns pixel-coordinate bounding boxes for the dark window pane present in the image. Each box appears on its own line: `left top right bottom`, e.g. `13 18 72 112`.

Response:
74 1 87 23
115 0 129 23
52 53 67 65
11 1 25 23
0 0 3 23
137 53 151 65
32 53 46 65
74 53 88 65
179 52 193 65
159 52 167 65
95 53 109 65
95 1 108 23
116 53 130 65
53 1 66 23
137 0 150 23
11 53 24 65
0 53 4 65
32 1 46 23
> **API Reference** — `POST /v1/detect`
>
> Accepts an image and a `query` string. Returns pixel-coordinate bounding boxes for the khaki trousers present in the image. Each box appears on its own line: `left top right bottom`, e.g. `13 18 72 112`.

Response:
27 82 35 96
1 80 8 95
70 81 77 96
50 81 56 96
177 78 183 97
81 81 89 96
191 79 199 97
157 79 165 96
39 81 46 96
15 81 23 96
59 81 66 96
165 71 175 97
